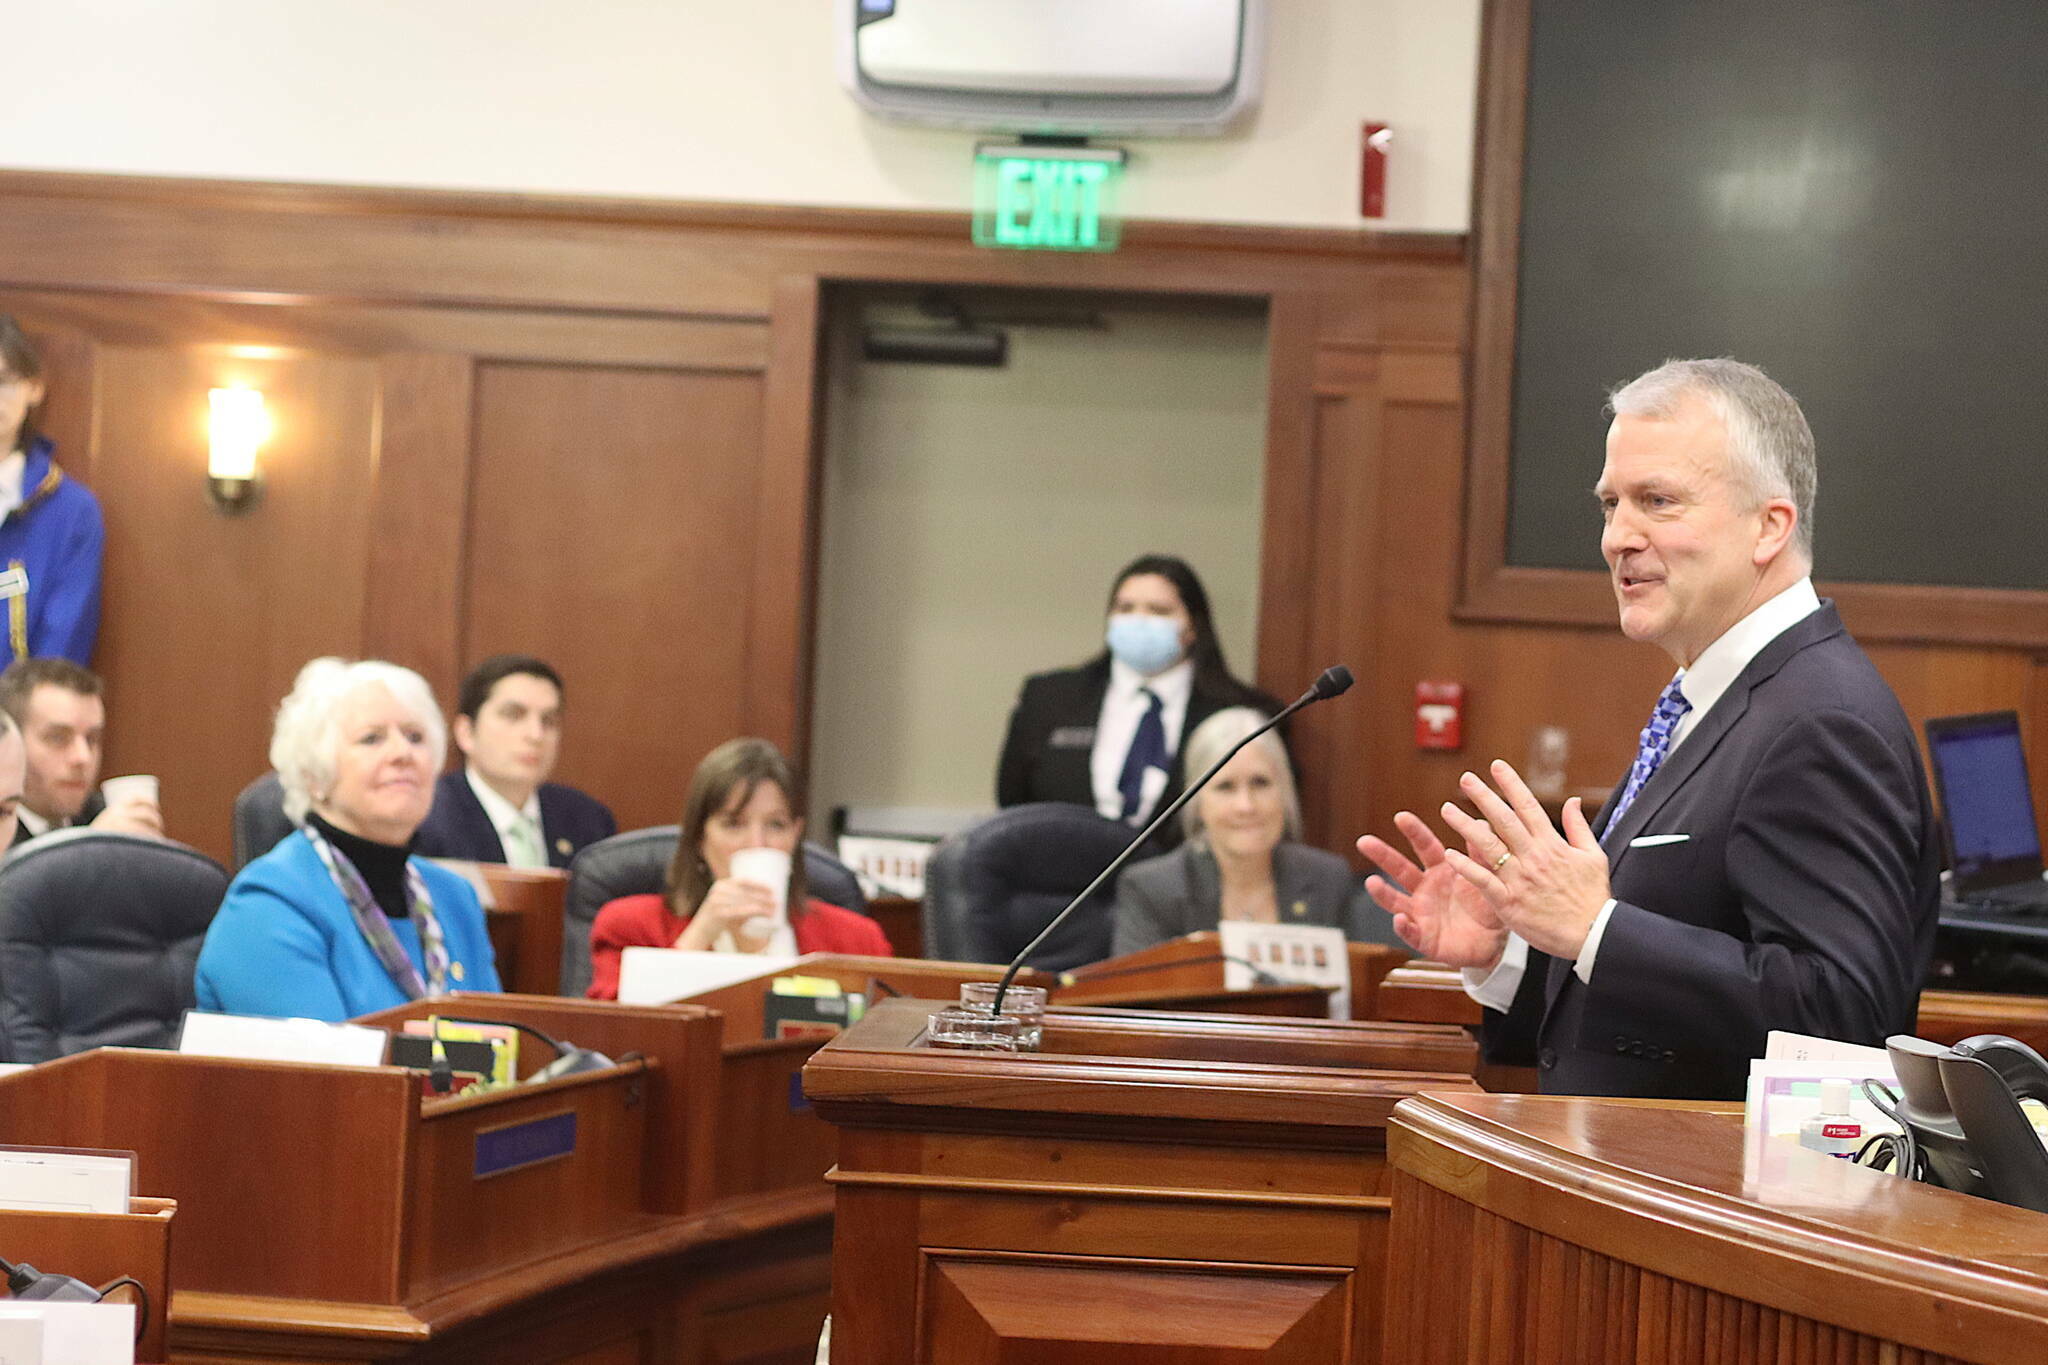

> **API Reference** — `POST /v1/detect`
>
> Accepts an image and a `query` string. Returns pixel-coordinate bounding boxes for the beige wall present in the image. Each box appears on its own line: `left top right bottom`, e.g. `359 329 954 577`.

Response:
807 294 1269 827
4 1 1482 231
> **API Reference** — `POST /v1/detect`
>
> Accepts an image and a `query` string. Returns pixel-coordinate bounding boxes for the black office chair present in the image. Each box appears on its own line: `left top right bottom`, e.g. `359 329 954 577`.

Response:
921 803 1135 971
560 825 869 997
0 829 230 1063
232 770 296 871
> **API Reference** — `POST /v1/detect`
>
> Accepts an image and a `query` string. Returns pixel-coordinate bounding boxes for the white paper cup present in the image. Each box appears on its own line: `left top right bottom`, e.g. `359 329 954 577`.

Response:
101 774 160 810
729 847 790 945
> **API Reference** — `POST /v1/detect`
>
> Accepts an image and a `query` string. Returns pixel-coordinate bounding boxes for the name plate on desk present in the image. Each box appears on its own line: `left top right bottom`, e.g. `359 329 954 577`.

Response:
474 1111 577 1179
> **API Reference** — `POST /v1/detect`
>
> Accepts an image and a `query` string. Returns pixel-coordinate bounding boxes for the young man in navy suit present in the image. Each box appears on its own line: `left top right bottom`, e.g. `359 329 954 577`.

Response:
1360 359 1939 1099
414 655 616 870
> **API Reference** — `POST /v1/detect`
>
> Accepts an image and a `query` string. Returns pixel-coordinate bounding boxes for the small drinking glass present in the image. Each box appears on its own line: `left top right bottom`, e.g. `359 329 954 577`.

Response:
927 1006 1024 1052
958 982 1046 1051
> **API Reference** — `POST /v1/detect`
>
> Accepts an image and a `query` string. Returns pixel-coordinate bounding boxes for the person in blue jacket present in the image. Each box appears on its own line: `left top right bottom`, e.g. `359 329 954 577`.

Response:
196 657 501 1021
0 317 103 666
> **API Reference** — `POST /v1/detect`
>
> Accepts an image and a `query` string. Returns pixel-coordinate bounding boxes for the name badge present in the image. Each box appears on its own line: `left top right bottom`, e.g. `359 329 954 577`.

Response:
1049 725 1096 750
0 566 28 602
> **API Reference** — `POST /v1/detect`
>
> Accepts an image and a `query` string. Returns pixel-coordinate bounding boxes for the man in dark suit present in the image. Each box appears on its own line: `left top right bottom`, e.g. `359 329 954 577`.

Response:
0 657 159 847
1359 359 1938 1099
413 655 615 870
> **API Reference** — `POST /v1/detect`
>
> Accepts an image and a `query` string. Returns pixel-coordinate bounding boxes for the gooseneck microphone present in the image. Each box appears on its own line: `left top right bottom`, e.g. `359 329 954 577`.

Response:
992 665 1354 1015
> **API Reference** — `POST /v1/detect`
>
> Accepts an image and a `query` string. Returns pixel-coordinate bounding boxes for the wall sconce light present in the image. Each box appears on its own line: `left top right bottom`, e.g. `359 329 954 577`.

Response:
207 387 268 511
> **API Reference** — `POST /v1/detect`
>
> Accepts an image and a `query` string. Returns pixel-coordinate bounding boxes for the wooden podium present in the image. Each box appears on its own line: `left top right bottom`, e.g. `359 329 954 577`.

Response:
806 996 1481 1364
0 1197 174 1362
1386 1092 2048 1363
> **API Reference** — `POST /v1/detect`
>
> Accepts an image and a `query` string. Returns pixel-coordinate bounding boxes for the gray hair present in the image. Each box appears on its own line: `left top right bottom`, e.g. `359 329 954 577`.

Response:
270 657 447 823
1607 357 1816 560
1181 706 1301 843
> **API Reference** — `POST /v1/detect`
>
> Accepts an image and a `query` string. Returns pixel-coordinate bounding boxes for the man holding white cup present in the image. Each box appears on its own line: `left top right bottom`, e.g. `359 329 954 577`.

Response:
0 657 162 846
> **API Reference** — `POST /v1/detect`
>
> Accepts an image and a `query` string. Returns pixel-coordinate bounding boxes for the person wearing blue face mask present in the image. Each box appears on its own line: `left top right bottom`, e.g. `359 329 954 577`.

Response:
997 554 1278 851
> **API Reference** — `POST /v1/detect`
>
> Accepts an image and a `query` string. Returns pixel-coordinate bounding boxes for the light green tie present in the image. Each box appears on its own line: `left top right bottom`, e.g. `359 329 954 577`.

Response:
505 812 546 869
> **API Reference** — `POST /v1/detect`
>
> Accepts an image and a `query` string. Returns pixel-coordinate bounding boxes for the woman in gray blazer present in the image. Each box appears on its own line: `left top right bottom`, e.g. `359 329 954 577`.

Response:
1111 707 1406 957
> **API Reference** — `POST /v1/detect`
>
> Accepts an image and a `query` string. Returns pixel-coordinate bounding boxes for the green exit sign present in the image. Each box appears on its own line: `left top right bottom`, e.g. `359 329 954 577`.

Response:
972 144 1127 252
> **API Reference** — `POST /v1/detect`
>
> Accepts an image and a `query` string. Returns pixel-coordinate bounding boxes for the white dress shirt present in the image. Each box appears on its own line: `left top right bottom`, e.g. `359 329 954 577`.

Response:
464 766 548 870
1465 577 1823 1010
0 450 24 520
1090 656 1194 825
16 805 59 839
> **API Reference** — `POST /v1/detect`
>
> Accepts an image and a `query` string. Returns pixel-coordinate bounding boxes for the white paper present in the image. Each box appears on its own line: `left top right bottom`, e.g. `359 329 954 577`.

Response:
1764 1030 1894 1068
0 1301 134 1364
617 947 803 1005
0 1312 38 1365
0 1151 130 1215
178 1011 389 1068
1217 921 1350 1018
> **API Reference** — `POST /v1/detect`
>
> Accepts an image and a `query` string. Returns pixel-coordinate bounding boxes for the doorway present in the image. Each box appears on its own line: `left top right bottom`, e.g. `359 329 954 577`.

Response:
806 285 1271 835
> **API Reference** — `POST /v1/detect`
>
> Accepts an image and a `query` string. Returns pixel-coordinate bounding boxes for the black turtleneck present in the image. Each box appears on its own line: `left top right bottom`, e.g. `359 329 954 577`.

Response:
309 813 414 919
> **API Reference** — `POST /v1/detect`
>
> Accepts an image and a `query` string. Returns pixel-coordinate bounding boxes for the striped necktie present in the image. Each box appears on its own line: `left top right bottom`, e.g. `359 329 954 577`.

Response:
504 811 546 869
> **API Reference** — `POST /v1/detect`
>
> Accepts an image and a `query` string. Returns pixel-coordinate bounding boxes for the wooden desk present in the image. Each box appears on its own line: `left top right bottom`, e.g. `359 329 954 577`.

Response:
0 995 826 1365
1916 987 2048 1053
0 1196 174 1362
1054 932 1412 1019
1371 959 1480 1028
1387 1092 2048 1364
862 896 923 960
807 996 1480 1364
473 864 567 997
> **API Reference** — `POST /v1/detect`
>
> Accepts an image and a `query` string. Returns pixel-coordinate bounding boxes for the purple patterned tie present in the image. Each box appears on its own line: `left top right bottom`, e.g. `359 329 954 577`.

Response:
1607 674 1692 830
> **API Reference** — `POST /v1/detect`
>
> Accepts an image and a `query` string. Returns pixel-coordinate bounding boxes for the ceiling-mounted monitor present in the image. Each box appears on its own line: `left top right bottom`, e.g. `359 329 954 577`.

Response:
838 0 1265 138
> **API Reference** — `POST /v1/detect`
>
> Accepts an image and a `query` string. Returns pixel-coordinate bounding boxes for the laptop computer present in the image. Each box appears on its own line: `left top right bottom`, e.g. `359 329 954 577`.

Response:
1924 711 2048 913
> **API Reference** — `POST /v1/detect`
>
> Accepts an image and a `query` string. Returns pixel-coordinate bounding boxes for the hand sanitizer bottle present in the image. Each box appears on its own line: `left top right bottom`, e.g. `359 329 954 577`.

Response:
1799 1078 1864 1159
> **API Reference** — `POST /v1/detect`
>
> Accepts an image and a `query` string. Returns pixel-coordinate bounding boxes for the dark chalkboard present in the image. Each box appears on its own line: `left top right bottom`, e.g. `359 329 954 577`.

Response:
1506 2 2048 589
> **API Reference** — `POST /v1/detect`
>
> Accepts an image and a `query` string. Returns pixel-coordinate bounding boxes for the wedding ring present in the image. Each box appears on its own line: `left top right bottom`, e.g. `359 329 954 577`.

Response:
1491 851 1512 872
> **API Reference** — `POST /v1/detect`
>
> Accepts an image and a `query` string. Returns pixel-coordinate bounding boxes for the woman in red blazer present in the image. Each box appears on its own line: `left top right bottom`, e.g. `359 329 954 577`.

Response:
586 737 890 1000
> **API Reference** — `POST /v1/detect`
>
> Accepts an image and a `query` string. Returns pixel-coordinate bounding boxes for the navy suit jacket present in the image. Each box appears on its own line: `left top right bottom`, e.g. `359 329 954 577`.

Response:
1490 603 1940 1100
413 771 616 870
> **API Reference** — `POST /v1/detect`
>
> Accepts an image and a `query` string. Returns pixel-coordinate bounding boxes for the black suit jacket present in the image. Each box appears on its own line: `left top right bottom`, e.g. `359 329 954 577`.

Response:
1491 603 1940 1100
995 658 1274 852
9 793 105 849
412 771 617 870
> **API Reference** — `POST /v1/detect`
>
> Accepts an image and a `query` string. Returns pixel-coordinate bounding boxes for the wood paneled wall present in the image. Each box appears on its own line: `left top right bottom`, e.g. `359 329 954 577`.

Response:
0 170 2039 869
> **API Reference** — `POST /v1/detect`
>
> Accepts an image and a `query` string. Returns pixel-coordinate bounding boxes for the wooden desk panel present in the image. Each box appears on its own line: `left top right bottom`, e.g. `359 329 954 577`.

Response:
0 1048 415 1305
357 993 723 1217
809 998 1480 1364
861 896 922 960
0 1000 821 1365
1916 987 2048 1054
0 1197 174 1363
475 864 568 997
1387 1093 2048 1364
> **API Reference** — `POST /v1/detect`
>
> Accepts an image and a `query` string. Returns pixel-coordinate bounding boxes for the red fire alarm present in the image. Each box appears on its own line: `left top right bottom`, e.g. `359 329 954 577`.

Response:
1415 680 1464 751
1361 122 1391 219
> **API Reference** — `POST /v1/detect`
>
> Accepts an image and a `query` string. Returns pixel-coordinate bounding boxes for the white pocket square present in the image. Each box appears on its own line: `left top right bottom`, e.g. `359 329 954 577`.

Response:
1628 833 1691 847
